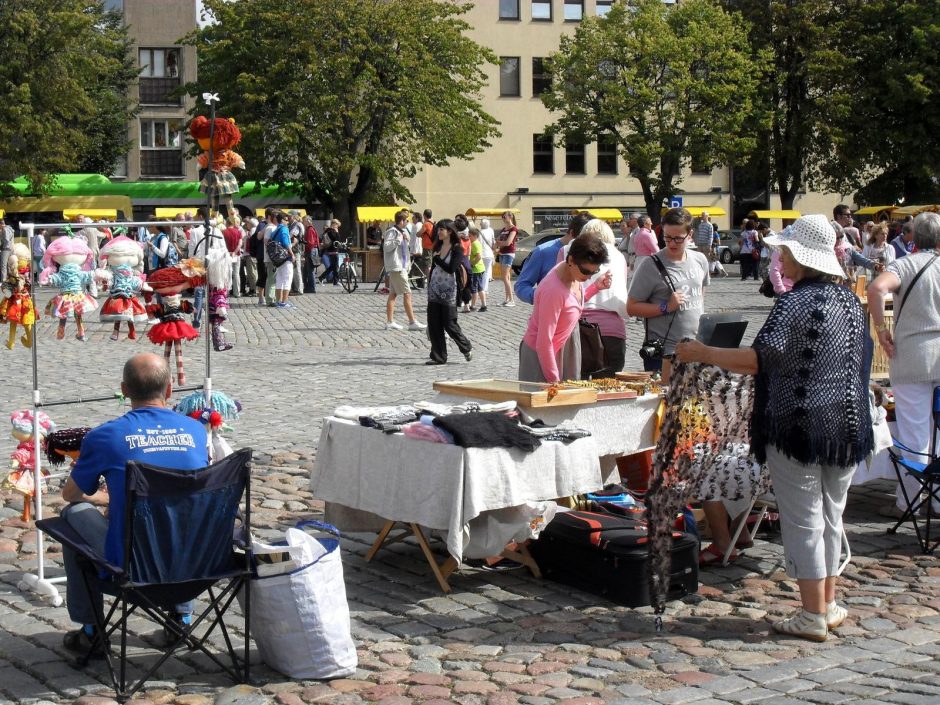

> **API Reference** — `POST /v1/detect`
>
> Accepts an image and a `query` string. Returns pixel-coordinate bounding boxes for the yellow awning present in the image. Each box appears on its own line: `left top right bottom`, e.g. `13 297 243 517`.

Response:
254 207 307 218
356 206 407 222
748 209 800 220
154 207 194 218
465 208 520 218
892 204 939 217
660 206 727 217
0 195 132 216
568 208 623 222
0 209 4 218
853 205 895 216
63 208 117 220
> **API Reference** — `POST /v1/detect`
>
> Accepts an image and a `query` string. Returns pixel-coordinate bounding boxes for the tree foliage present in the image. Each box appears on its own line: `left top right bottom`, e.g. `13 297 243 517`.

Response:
541 0 765 222
729 0 846 210
187 0 500 234
822 0 940 204
0 1 138 196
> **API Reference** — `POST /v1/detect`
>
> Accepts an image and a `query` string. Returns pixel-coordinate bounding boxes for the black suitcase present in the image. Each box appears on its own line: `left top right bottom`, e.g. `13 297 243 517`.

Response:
529 510 698 608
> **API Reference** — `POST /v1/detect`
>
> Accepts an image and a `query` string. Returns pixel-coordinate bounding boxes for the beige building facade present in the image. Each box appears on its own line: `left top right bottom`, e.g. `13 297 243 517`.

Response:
403 0 837 232
106 0 198 182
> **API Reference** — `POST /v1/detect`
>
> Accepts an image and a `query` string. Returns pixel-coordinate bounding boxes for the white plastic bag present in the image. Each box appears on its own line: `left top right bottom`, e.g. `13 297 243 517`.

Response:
246 521 357 679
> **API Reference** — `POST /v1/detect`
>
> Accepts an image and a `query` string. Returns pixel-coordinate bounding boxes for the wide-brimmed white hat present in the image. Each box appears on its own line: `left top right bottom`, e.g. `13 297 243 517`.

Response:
763 214 844 277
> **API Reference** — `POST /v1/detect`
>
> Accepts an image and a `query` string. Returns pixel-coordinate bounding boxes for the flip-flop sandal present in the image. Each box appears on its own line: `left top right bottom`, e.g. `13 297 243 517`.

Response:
698 542 737 567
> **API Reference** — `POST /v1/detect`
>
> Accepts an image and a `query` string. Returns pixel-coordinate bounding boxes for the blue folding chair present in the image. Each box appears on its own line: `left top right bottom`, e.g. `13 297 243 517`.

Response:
38 448 253 702
886 388 940 554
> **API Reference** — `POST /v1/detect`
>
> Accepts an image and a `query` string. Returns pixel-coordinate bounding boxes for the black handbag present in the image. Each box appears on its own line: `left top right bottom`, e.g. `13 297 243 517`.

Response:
759 276 775 298
266 239 291 267
579 318 607 379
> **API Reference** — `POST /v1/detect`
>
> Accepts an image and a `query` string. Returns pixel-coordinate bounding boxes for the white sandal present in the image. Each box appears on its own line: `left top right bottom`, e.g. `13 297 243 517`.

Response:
772 610 828 642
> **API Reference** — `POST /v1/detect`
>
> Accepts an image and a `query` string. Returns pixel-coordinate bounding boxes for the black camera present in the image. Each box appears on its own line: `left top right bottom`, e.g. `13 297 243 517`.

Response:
639 338 664 361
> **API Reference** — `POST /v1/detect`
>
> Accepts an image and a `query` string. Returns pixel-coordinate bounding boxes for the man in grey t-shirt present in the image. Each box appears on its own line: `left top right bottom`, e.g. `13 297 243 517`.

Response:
0 218 13 280
627 207 710 379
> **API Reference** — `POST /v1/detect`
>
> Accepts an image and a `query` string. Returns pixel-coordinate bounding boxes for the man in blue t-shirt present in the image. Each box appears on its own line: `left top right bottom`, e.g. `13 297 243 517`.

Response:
59 353 208 655
514 212 592 305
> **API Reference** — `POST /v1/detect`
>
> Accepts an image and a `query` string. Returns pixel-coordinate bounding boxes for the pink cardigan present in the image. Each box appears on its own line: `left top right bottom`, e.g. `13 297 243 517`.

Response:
522 265 600 382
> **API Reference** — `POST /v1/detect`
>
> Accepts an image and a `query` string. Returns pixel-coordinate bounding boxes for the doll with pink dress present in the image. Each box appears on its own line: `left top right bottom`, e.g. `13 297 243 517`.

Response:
39 231 97 341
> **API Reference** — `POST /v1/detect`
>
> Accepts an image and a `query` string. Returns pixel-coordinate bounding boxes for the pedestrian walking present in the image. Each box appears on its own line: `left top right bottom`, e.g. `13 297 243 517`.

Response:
426 219 472 365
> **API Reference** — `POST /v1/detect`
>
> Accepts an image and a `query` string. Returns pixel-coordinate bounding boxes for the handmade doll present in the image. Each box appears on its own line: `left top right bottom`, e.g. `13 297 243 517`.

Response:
96 234 149 341
0 242 38 349
191 221 234 352
146 265 201 386
174 390 241 461
45 426 91 469
39 230 97 341
189 115 245 218
4 409 56 521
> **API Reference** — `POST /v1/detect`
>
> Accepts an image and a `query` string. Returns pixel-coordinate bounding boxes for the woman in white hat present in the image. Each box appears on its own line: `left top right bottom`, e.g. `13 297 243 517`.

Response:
675 213 873 642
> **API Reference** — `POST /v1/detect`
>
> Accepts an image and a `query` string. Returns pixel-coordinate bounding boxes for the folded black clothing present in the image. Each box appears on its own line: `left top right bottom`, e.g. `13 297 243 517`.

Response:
432 411 541 451
360 410 419 429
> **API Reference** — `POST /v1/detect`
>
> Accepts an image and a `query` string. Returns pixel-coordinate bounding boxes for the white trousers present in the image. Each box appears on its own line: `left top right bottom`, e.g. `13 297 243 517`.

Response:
892 381 940 511
765 447 854 580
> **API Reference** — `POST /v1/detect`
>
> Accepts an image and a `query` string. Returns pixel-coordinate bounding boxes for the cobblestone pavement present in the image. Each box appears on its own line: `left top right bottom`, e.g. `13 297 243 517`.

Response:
0 268 937 705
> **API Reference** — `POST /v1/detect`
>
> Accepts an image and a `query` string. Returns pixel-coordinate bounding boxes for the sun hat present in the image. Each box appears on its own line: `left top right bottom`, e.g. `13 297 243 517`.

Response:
762 214 844 278
288 209 301 216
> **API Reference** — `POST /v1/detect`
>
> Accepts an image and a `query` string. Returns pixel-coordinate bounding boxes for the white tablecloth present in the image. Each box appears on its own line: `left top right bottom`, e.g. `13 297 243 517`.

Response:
310 418 604 562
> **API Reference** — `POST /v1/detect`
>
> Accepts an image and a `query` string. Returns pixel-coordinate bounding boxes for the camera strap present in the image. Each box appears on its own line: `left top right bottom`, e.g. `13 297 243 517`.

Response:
644 254 678 344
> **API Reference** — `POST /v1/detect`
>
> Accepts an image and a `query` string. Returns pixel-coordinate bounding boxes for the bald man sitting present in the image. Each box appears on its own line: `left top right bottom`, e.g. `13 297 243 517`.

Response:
59 353 208 655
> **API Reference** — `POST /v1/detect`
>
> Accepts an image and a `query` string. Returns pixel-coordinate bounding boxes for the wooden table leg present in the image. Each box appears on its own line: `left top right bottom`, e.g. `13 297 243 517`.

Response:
501 542 542 578
409 523 457 593
365 520 396 562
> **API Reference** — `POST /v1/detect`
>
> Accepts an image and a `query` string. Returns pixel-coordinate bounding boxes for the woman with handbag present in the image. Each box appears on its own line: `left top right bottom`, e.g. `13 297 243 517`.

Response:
738 220 761 281
518 235 611 383
425 220 473 365
270 212 295 308
496 211 518 306
627 207 709 380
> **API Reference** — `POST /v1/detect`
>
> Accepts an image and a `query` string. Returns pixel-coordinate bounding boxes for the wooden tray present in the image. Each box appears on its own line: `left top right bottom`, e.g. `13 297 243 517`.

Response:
615 371 655 382
596 390 639 401
432 378 597 407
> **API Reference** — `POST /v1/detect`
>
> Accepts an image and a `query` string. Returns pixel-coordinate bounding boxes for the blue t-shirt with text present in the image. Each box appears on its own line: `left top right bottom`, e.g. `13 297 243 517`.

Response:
70 407 208 568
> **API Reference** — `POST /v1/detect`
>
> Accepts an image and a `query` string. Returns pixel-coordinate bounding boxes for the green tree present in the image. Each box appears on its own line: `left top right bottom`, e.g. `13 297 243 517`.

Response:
728 0 846 211
821 0 940 205
541 0 765 222
187 0 500 235
0 1 138 196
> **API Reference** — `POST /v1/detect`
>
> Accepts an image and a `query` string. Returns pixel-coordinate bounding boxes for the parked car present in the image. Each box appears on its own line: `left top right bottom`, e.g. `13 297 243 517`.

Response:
511 227 564 274
716 229 742 264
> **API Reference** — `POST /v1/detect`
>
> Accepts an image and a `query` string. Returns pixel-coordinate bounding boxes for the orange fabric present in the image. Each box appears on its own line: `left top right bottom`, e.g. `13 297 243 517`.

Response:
420 221 435 250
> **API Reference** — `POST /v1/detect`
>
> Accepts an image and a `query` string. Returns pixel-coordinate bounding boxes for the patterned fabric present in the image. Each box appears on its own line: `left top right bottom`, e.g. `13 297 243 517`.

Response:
646 362 765 615
0 264 37 325
100 265 146 323
751 279 873 466
200 169 240 197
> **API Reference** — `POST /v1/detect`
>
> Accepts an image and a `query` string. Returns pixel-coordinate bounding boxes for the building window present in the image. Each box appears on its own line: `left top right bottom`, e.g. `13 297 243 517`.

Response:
500 57 521 97
565 139 585 174
499 0 520 19
532 0 552 20
103 0 123 12
597 135 618 174
532 58 551 96
139 118 183 177
564 0 583 21
596 0 613 16
533 134 554 174
139 48 181 105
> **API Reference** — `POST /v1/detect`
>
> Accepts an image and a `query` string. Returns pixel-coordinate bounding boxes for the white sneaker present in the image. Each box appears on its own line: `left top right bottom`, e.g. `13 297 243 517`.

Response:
408 321 427 331
772 609 828 642
385 321 404 330
504 300 516 307
826 601 847 629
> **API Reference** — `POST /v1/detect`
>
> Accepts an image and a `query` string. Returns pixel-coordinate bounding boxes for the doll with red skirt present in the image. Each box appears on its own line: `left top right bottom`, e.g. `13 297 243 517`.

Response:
146 265 201 385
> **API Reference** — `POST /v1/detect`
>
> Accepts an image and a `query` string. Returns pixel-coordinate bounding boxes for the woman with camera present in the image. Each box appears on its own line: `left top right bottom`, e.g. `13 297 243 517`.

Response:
674 214 872 642
518 235 612 383
626 207 710 380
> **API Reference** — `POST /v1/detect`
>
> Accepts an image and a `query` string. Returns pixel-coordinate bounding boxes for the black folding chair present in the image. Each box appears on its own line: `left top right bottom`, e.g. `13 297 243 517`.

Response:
38 448 253 702
886 387 940 554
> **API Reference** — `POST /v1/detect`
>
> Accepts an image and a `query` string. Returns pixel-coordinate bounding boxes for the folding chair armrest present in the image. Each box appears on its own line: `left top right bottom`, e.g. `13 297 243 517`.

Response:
891 438 934 458
36 517 124 578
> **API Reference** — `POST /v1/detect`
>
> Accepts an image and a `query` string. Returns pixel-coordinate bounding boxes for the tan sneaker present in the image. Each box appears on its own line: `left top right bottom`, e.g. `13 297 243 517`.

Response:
772 610 828 642
826 601 847 629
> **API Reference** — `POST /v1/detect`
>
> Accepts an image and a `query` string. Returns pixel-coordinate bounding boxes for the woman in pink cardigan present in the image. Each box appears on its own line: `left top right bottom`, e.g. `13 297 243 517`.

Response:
519 236 612 383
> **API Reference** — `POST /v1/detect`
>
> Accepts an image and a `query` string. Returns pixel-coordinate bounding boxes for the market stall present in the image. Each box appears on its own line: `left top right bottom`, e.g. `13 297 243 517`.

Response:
309 378 665 592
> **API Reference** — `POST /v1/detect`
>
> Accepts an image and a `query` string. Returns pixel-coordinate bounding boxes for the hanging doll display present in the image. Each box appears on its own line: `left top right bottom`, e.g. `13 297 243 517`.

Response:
3 410 56 521
175 390 241 461
189 115 245 218
96 234 149 341
0 242 38 349
39 230 97 341
191 220 234 352
146 264 202 386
